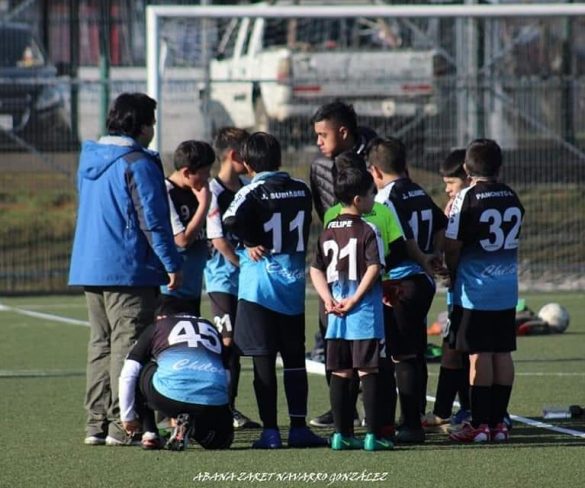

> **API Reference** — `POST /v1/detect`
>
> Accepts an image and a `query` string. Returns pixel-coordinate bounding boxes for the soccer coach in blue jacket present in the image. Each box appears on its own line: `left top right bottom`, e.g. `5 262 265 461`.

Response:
69 92 182 446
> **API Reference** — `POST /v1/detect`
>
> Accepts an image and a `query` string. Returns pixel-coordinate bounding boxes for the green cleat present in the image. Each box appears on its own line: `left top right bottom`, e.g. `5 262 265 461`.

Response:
331 433 363 450
363 433 394 451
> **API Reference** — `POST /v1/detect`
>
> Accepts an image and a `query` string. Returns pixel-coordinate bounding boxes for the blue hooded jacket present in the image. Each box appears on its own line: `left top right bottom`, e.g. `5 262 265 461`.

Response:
69 136 182 286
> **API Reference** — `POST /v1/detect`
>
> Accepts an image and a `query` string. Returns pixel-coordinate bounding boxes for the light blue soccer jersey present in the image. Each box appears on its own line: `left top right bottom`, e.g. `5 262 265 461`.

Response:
153 346 229 406
236 250 307 315
223 171 312 315
446 182 524 310
204 177 246 296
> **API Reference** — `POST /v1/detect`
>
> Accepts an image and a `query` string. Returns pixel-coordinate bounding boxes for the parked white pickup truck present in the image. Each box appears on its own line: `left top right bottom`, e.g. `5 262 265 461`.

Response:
205 2 439 141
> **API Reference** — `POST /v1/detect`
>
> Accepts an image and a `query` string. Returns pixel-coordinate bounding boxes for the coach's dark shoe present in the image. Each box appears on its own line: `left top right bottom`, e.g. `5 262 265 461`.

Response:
309 409 334 427
252 428 282 449
288 426 328 448
395 427 426 444
232 409 261 429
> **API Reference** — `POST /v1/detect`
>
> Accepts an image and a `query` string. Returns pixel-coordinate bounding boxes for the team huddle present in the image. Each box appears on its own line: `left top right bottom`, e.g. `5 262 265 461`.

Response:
69 94 524 452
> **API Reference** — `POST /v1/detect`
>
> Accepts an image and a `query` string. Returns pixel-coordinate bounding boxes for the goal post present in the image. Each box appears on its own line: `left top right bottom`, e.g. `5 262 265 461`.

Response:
146 2 585 153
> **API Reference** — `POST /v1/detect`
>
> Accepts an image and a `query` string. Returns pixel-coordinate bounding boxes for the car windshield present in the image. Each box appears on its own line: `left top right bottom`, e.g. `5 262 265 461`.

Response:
0 28 45 68
263 17 405 50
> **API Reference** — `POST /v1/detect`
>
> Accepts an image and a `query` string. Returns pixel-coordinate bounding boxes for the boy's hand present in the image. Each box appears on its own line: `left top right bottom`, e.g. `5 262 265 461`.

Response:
246 245 267 261
193 182 211 207
323 298 339 315
334 297 357 316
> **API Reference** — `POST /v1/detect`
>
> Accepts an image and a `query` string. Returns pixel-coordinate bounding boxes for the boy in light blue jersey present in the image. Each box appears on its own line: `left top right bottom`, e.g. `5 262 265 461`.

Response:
203 127 259 430
159 140 214 315
311 166 392 451
446 139 524 444
223 132 326 449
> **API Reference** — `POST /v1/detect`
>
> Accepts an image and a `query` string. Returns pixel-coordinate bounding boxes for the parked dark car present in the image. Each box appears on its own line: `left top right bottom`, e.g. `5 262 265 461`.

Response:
0 22 78 151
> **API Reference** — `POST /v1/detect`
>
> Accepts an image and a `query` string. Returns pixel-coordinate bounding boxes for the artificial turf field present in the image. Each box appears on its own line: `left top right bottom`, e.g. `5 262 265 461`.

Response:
1 291 584 488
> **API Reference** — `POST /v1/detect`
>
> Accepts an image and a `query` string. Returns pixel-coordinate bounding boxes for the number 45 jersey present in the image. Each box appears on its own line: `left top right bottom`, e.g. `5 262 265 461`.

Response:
127 314 228 406
223 171 312 316
446 181 524 310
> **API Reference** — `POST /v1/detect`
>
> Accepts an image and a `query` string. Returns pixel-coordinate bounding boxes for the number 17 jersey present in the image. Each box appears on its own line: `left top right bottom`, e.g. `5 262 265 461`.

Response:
446 181 524 310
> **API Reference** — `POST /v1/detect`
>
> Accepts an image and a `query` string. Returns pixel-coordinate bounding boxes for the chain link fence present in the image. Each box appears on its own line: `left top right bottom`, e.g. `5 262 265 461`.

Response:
1 1 584 293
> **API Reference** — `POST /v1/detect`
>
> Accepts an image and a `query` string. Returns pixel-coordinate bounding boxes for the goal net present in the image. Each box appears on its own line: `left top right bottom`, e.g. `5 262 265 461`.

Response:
147 1 585 286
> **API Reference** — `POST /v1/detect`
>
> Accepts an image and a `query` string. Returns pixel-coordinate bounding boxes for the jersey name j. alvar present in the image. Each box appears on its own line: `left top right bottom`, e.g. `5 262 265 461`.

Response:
314 214 385 340
223 171 312 315
204 176 246 296
376 178 447 279
128 315 228 405
446 181 524 310
161 178 207 299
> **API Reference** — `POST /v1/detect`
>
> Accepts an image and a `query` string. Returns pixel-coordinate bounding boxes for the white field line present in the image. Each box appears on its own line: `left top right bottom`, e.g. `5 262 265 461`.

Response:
300 358 585 439
0 303 89 327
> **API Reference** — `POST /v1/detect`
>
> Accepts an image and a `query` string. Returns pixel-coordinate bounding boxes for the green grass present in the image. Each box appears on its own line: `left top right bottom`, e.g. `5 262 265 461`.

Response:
1 292 584 487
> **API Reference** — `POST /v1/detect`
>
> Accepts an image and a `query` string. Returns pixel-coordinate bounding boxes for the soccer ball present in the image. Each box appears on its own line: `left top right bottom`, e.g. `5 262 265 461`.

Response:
537 303 570 333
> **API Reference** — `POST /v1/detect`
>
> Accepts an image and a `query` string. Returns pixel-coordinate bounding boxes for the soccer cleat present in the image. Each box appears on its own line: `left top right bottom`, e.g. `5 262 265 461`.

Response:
232 409 261 429
395 427 426 444
330 433 363 450
166 413 191 451
310 409 360 428
309 409 334 427
141 431 164 450
379 424 396 441
421 412 450 432
503 412 513 431
288 426 328 448
490 423 509 442
105 434 141 446
447 408 471 433
363 433 394 451
252 428 282 449
449 422 490 443
84 435 105 446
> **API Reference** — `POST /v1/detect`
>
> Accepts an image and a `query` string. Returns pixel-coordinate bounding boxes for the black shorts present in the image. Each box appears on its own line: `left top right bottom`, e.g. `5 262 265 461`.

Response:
140 361 233 449
447 306 517 354
157 294 201 317
208 291 238 340
326 339 380 371
234 299 305 357
384 274 435 358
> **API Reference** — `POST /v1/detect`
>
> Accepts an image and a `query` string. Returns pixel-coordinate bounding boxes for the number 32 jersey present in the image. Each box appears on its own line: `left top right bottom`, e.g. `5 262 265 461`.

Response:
223 171 312 315
446 181 524 310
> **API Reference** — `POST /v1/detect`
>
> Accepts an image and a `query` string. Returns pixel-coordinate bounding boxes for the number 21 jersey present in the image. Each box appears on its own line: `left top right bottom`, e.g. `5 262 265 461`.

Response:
446 181 524 310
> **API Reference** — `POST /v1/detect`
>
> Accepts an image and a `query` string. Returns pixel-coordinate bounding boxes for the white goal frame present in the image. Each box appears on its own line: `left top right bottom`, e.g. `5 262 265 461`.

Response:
146 2 585 152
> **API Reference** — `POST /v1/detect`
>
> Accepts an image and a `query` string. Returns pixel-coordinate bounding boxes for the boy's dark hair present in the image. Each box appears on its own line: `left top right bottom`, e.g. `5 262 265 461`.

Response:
213 127 250 162
465 138 502 177
365 136 406 175
440 148 467 178
106 92 156 138
334 150 367 173
310 101 358 137
173 140 215 171
334 167 375 206
242 132 281 172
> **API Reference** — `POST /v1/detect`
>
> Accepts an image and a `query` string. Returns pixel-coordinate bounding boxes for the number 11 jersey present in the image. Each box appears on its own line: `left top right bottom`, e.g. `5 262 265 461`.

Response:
446 181 524 310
